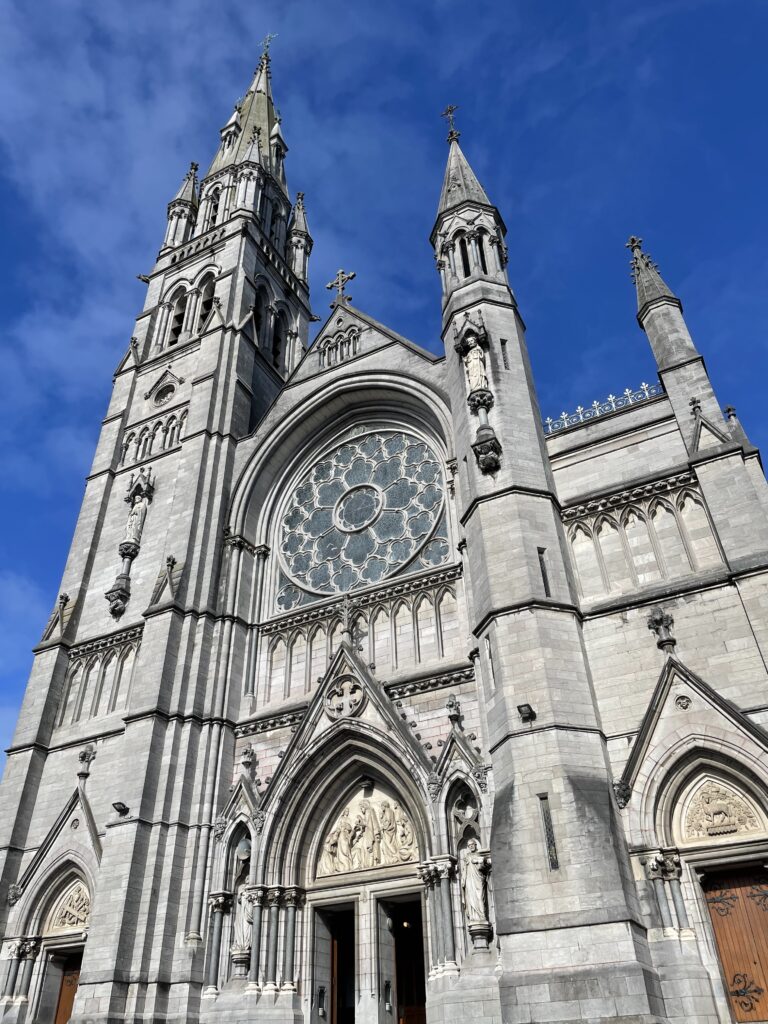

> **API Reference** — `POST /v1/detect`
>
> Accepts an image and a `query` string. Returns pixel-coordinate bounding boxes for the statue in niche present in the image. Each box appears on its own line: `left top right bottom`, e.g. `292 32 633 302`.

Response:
124 493 149 545
463 336 488 394
231 837 252 952
460 838 491 924
316 786 418 877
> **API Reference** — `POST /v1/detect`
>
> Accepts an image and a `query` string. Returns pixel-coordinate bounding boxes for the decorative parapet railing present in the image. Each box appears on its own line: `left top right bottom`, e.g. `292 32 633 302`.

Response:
543 382 664 435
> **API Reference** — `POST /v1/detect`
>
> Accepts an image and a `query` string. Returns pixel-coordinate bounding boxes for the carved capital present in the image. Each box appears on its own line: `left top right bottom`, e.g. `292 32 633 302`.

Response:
266 887 283 908
245 885 267 908
208 891 232 914
252 809 266 835
282 887 303 908
433 857 456 881
661 851 682 881
643 854 664 881
647 606 677 655
255 544 270 561
118 540 140 562
20 938 41 960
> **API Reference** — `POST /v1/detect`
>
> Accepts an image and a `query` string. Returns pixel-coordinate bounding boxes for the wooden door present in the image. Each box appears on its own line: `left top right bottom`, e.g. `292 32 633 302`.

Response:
703 867 768 1021
53 961 80 1024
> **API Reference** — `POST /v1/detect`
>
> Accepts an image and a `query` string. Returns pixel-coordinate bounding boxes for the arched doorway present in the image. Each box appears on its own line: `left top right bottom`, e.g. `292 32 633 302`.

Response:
34 877 90 1024
308 777 426 1024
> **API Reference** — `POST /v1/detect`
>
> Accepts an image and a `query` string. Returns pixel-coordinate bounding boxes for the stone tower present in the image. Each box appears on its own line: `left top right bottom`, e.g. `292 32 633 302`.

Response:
4 51 768 1024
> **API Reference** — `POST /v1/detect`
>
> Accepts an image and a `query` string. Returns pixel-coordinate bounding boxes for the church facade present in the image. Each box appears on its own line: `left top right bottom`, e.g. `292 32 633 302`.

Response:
3 46 768 1024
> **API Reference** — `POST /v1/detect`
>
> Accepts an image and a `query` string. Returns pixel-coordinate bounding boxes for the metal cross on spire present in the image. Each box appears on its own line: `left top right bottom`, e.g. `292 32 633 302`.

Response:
441 104 460 142
326 268 356 306
261 32 278 57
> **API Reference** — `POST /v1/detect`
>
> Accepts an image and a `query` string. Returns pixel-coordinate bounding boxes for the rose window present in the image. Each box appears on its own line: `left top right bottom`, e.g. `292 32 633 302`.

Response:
277 430 448 606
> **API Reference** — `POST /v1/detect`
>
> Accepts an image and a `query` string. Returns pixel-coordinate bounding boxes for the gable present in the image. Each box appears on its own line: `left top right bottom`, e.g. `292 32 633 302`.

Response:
288 304 440 386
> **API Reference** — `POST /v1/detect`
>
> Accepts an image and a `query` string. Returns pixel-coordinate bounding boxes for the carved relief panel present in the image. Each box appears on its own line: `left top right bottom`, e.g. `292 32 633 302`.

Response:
673 774 768 847
316 783 418 878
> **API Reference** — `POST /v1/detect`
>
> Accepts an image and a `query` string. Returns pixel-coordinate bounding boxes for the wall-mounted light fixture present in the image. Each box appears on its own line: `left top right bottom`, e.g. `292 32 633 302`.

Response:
517 703 536 723
112 801 130 816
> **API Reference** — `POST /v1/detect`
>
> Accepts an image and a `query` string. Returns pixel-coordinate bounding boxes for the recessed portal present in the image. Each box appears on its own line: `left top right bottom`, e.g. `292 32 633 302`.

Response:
378 897 426 1024
314 906 355 1024
53 951 82 1024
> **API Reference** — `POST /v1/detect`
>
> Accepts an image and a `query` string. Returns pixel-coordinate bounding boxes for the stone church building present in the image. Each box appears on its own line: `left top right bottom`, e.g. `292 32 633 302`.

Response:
3 45 768 1024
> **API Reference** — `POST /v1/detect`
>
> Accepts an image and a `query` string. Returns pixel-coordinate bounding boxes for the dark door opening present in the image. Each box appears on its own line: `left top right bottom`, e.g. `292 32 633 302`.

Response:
380 898 426 1024
53 951 82 1024
316 907 355 1024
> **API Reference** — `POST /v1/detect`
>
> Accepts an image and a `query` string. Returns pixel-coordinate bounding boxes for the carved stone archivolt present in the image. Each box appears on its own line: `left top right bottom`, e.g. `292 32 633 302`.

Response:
317 783 418 877
681 777 765 843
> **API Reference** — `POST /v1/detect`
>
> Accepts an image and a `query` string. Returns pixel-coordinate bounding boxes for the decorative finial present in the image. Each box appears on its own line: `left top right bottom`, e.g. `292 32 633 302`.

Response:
441 104 460 142
625 235 643 253
249 125 261 144
261 32 277 59
689 396 701 416
296 191 305 206
647 606 677 657
189 161 199 175
724 405 737 421
326 268 356 306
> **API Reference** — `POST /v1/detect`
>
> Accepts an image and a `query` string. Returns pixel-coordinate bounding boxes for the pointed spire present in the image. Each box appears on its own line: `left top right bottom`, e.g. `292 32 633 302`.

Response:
171 162 199 208
204 35 286 188
436 106 492 218
289 191 309 235
626 236 681 319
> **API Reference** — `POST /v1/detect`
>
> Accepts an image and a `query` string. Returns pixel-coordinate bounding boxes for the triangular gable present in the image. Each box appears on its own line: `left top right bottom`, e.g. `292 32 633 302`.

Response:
38 592 78 646
435 723 482 777
615 657 768 807
198 297 226 337
12 785 101 903
217 772 260 834
143 557 184 615
143 367 185 403
288 303 440 386
259 639 432 811
692 408 730 452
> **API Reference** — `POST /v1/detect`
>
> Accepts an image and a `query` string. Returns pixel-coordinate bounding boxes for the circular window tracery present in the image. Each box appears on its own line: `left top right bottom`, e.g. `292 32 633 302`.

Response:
278 430 446 602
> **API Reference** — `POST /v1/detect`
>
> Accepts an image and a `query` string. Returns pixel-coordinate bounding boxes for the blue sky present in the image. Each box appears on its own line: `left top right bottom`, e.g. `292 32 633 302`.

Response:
1 0 767 753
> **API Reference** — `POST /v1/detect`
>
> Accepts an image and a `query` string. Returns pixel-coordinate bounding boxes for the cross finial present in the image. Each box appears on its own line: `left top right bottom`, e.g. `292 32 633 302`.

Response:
689 395 701 415
261 32 277 59
441 104 460 142
189 161 199 175
625 235 643 254
326 268 356 306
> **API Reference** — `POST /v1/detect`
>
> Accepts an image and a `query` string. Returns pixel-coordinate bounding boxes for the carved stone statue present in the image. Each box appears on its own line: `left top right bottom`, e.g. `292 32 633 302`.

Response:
460 838 490 924
230 837 252 953
463 337 488 393
684 779 761 840
124 493 149 544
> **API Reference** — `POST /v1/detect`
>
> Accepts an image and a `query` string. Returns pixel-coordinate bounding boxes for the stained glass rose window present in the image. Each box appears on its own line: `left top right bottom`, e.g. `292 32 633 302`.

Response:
277 430 447 604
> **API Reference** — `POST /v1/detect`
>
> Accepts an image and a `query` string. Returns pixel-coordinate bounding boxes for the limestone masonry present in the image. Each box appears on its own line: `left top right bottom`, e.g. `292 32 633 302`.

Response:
3 45 768 1024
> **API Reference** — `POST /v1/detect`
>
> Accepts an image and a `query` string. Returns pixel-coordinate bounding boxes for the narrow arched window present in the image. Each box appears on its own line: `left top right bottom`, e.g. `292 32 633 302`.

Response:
477 233 488 274
253 287 269 346
459 236 471 277
207 188 221 230
168 292 187 347
272 310 287 370
197 276 215 332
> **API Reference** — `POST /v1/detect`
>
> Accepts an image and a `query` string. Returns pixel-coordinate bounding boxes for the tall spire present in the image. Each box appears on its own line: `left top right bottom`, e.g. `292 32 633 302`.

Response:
435 106 492 219
204 36 286 188
626 235 681 320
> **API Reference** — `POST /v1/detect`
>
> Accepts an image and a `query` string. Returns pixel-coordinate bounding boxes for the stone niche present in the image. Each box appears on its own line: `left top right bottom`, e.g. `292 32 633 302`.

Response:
673 774 768 847
316 783 418 878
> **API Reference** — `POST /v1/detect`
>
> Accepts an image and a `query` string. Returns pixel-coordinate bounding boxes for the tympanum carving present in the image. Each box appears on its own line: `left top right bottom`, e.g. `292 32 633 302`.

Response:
684 779 762 841
317 785 418 877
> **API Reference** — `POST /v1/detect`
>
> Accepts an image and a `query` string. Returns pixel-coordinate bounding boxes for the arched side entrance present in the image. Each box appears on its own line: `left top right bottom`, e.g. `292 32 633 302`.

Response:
1 873 91 1024
656 754 768 1024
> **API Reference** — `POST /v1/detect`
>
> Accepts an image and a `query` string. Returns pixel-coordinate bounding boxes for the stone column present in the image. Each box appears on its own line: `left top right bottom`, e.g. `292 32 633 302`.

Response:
281 887 302 991
247 546 271 697
205 892 232 994
247 886 267 991
2 945 20 999
154 302 172 350
435 858 458 974
645 855 673 929
419 865 441 975
263 887 282 993
662 851 690 929
15 939 39 1000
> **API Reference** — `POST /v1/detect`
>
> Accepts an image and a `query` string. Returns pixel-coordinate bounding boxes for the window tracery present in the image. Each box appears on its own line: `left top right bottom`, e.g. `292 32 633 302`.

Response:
276 430 450 610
